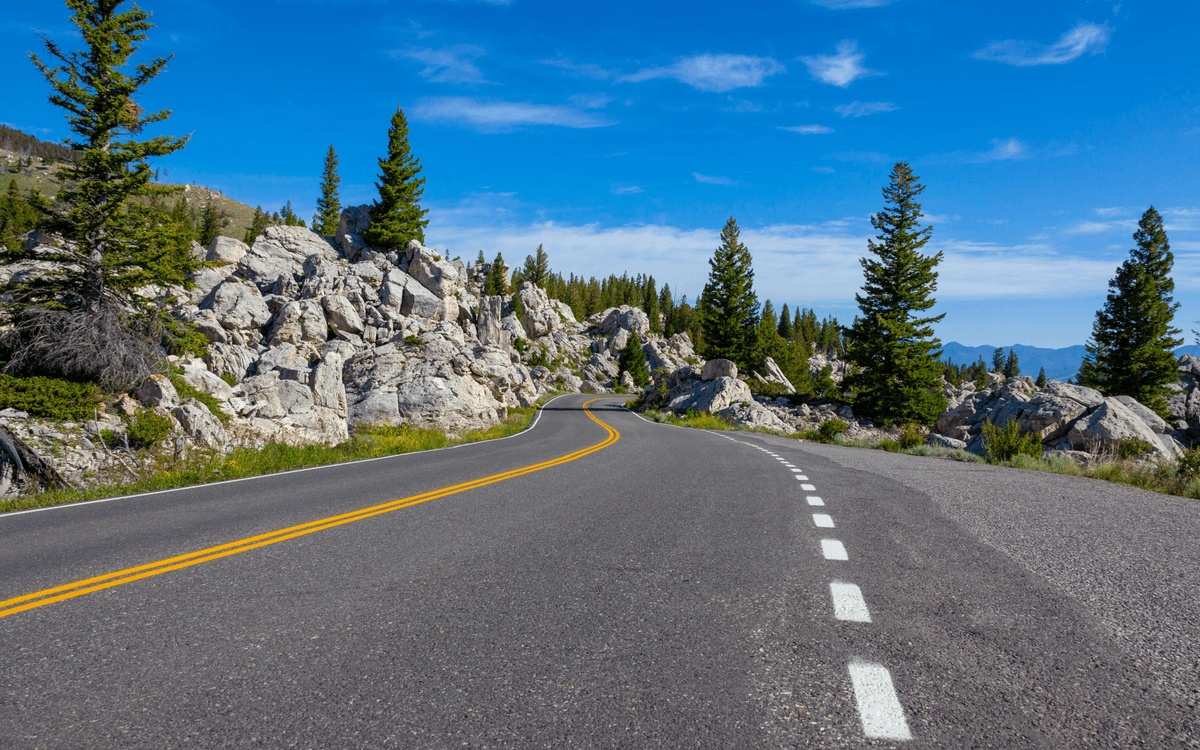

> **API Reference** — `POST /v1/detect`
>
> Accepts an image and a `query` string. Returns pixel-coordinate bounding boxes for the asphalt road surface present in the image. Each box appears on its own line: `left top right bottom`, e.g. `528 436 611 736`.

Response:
1 394 1197 748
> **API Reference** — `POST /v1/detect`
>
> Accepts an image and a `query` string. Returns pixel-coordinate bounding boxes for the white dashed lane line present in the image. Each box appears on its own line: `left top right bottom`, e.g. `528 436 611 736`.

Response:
847 661 913 741
813 513 835 528
800 483 816 490
806 496 824 506
830 581 872 623
821 539 849 561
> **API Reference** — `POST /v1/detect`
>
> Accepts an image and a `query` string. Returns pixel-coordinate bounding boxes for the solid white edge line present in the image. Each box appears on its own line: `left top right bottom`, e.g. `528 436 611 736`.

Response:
4 393 581 518
813 513 835 528
829 581 871 623
847 660 912 741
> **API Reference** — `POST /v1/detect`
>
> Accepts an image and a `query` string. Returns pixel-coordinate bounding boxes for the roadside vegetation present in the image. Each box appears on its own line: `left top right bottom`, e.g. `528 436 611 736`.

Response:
633 405 1200 501
0 403 545 514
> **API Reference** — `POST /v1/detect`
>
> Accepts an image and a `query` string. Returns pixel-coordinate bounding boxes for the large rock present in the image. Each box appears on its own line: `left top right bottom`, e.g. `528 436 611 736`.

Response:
701 359 738 381
322 294 365 335
269 299 328 347
1043 380 1104 409
1067 398 1181 458
335 205 372 259
514 281 561 339
718 402 792 432
406 242 463 298
237 240 302 292
591 305 651 337
176 365 234 401
136 374 179 408
260 225 339 262
206 236 249 266
990 393 1087 442
171 401 226 449
203 343 256 382
758 356 795 393
807 353 852 384
1112 395 1171 434
202 279 272 330
476 295 507 350
668 376 753 414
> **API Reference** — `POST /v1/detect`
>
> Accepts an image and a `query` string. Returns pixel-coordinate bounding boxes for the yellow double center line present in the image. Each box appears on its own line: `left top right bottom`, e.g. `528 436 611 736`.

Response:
0 398 619 620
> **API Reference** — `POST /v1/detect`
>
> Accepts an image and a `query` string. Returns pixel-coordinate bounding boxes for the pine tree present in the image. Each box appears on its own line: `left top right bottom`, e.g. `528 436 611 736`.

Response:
991 347 1005 373
1003 348 1020 378
777 302 793 340
281 201 304 227
484 252 508 296
312 144 341 236
1035 367 1047 388
1 0 194 391
1078 206 1182 416
843 162 946 426
700 217 759 367
476 249 486 265
642 275 661 333
521 244 551 287
243 205 269 245
198 200 221 247
0 178 40 252
364 106 428 250
510 289 524 322
620 330 650 388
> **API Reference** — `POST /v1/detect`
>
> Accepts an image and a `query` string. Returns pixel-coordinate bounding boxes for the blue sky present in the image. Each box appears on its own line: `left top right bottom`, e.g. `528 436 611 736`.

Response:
4 0 1198 348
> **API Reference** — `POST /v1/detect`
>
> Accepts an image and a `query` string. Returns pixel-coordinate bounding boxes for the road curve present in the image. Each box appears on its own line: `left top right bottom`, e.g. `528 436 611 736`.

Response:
1 394 1196 748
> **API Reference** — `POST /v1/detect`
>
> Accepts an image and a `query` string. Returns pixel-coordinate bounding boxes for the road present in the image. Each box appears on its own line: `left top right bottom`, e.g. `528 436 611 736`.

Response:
1 394 1197 748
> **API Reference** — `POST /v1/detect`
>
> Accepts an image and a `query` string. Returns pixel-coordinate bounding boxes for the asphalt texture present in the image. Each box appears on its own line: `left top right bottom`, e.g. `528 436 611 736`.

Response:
1 394 1196 748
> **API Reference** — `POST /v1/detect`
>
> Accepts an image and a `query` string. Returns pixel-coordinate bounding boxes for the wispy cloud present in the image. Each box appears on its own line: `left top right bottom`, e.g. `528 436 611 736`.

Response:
725 97 763 112
971 137 1028 162
1094 207 1126 218
537 56 617 80
393 45 489 84
410 97 615 132
779 125 835 134
568 93 614 109
972 21 1111 66
810 0 895 7
693 172 739 185
828 150 889 163
622 54 785 93
812 166 836 174
834 100 898 117
799 41 882 88
612 185 644 195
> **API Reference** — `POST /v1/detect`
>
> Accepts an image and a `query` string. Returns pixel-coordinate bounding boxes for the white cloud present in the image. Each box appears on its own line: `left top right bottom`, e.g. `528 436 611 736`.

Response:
410 97 615 132
1094 207 1126 217
693 172 739 185
567 93 614 109
812 166 836 174
799 41 882 88
810 0 895 7
393 45 489 84
971 137 1028 162
972 21 1111 66
537 57 616 80
612 185 644 195
725 97 763 113
779 125 835 134
834 101 898 117
622 54 785 93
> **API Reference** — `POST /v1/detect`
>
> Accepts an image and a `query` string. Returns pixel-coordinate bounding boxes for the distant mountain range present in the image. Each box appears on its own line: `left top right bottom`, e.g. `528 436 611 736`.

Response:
940 342 1200 382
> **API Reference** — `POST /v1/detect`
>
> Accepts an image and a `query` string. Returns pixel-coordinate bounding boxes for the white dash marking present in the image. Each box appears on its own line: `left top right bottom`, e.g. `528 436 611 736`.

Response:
813 513 835 528
790 468 804 473
800 483 816 491
830 581 871 622
847 660 912 741
821 539 848 561
806 496 824 506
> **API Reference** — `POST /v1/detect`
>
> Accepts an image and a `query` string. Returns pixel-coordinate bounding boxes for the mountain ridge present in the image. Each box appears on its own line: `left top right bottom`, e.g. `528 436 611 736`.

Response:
941 341 1200 382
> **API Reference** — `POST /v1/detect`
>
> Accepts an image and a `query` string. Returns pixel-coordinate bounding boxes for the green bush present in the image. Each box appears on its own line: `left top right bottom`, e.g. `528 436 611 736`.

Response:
124 409 174 450
528 346 550 369
878 438 901 452
747 379 797 399
219 372 237 387
404 335 424 347
512 337 528 354
818 418 848 443
1116 437 1154 459
169 370 229 424
0 374 105 421
1176 448 1200 482
898 424 924 450
981 418 1041 462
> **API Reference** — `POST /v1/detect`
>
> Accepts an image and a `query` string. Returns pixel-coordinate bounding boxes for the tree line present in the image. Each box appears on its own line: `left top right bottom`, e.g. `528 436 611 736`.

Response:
0 123 78 164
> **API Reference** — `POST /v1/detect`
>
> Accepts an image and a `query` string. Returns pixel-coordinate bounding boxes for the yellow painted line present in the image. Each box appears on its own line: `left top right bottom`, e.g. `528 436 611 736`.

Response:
0 398 620 620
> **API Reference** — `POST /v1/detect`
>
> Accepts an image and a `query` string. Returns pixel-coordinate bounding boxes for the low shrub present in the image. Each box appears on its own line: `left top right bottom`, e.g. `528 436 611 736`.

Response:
124 409 174 450
0 374 105 421
1116 437 1154 459
818 419 848 443
897 424 924 450
169 370 229 424
1176 448 1200 482
403 335 424 347
878 439 901 452
980 418 1041 462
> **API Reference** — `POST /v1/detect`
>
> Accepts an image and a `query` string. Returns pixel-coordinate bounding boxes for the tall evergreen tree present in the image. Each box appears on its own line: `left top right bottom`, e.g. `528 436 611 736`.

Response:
1003 348 1020 378
0 178 40 252
991 347 1005 373
777 302 793 340
521 244 551 287
1 0 194 391
1078 206 1182 416
243 205 269 245
844 162 946 426
197 200 221 247
642 275 661 333
312 144 341 236
484 252 508 296
700 216 759 367
1035 367 1047 388
619 330 650 388
364 106 428 250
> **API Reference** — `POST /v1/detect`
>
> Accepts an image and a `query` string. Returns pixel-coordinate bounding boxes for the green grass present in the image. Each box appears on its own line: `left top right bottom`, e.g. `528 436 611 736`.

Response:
0 404 543 514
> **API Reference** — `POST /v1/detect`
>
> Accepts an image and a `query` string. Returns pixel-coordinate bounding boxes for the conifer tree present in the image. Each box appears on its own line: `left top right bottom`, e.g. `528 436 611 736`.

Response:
510 288 524 322
1003 348 1020 378
280 201 305 227
777 302 793 340
521 244 551 287
312 145 341 236
619 330 650 388
991 347 1005 373
1035 367 1047 388
484 252 508 296
364 106 428 250
1 0 194 391
844 162 946 426
198 200 221 247
700 216 759 367
0 179 40 252
642 275 661 333
243 205 269 245
476 249 486 265
1078 206 1182 416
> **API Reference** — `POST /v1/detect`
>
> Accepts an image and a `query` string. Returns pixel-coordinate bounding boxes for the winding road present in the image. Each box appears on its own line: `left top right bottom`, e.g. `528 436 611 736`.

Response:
1 394 1197 748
